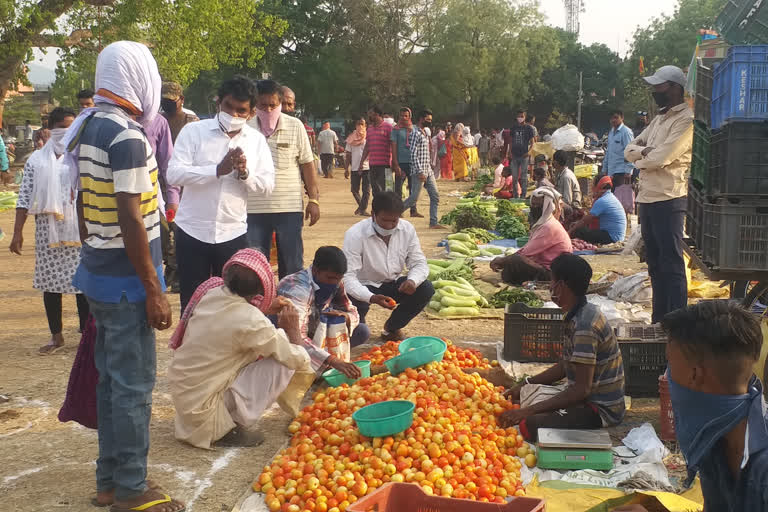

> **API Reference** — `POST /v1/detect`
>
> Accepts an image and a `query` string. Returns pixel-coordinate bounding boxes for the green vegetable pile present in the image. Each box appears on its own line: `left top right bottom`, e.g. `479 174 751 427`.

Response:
428 276 490 317
495 215 528 239
454 206 497 232
0 191 17 212
443 234 503 259
495 199 526 218
459 228 500 244
472 174 493 192
489 287 544 308
427 257 477 282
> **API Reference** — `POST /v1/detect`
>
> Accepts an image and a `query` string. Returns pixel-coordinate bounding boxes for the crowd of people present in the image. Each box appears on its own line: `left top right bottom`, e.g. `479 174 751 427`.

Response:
3 38 767 512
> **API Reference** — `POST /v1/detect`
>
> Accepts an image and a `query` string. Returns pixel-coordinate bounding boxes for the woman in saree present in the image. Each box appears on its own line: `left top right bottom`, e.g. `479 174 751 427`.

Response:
451 123 470 181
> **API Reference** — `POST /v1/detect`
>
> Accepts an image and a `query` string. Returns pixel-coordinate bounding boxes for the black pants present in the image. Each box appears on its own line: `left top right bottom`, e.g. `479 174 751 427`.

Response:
351 170 371 213
369 165 387 196
639 198 687 323
176 228 248 313
350 277 434 332
520 404 602 442
320 153 334 176
571 227 614 245
43 292 90 335
501 254 551 285
160 217 178 292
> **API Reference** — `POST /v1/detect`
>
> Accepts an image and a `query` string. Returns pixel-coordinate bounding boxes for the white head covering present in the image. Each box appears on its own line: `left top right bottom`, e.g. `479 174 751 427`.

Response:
530 186 562 233
62 41 161 190
462 126 474 147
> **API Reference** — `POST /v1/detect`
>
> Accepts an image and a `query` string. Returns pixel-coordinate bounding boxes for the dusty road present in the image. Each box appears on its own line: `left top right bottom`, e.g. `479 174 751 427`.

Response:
0 171 651 511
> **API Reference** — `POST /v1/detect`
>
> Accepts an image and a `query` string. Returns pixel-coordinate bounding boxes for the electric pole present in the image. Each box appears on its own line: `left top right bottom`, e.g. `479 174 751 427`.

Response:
577 71 583 131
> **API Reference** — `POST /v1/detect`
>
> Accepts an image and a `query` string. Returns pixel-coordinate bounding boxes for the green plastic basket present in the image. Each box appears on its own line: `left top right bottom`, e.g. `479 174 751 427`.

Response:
384 346 434 375
398 337 447 362
322 360 371 387
352 400 415 437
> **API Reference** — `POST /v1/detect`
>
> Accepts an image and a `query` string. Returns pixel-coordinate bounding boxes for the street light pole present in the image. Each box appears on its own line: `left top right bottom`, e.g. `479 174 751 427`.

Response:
577 71 584 131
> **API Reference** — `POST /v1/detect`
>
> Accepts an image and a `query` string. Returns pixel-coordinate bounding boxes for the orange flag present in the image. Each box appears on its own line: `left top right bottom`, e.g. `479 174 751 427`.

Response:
639 56 645 74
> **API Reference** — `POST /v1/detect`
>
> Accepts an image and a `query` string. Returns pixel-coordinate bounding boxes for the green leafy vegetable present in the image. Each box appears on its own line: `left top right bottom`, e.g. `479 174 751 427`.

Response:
472 174 493 192
459 228 500 243
489 287 544 308
496 215 528 239
453 205 496 232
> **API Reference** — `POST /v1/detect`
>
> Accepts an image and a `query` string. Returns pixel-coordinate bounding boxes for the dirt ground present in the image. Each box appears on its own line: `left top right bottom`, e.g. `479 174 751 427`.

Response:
0 169 659 512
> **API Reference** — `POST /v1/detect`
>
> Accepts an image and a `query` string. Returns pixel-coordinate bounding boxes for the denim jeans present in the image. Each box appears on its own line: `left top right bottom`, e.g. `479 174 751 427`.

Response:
369 166 387 195
247 212 304 279
351 170 371 213
638 197 687 323
394 163 417 214
88 295 155 500
350 277 434 332
403 174 440 226
510 156 529 198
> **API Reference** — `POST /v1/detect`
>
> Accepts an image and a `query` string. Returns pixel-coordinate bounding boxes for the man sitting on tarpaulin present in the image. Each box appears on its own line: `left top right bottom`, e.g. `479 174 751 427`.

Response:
167 249 359 449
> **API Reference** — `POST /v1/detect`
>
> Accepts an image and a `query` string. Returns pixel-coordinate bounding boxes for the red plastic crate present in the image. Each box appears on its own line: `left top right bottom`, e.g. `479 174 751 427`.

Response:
347 483 546 512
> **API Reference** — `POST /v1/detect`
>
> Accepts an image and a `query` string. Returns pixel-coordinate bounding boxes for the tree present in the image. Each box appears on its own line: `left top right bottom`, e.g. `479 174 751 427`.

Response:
41 0 286 117
622 0 728 113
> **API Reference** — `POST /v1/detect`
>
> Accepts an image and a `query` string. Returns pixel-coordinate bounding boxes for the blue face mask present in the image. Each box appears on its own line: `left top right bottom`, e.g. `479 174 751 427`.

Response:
313 277 338 306
667 369 763 485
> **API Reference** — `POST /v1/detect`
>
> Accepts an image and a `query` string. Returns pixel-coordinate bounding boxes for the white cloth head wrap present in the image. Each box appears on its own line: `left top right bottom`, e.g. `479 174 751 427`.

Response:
62 41 161 190
531 186 562 233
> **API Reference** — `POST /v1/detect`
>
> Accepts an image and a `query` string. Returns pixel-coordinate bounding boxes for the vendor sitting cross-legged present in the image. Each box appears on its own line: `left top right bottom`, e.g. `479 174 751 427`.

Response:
277 246 371 360
499 253 625 441
568 175 627 245
168 249 360 449
490 187 573 285
343 191 434 341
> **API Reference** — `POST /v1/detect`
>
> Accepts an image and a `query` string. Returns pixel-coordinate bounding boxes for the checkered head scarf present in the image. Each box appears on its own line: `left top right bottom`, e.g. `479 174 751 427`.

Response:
169 249 276 350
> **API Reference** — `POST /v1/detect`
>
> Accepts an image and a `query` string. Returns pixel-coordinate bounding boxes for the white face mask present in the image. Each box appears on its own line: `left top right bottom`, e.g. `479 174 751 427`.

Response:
517 117 525 124
218 111 247 133
50 127 68 155
372 216 398 237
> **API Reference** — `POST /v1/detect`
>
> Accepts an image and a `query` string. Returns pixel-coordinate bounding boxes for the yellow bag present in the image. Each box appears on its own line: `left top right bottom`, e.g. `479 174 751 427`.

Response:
575 164 598 178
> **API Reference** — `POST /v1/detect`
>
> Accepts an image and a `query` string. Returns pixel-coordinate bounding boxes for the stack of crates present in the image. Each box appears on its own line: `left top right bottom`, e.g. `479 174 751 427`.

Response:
688 43 768 273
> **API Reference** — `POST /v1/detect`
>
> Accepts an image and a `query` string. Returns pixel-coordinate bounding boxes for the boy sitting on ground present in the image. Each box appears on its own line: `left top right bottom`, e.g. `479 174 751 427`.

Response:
499 254 625 441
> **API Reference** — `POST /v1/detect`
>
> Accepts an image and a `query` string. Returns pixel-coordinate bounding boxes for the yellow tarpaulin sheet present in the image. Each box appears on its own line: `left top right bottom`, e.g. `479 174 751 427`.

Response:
575 164 598 178
525 478 704 512
530 141 554 161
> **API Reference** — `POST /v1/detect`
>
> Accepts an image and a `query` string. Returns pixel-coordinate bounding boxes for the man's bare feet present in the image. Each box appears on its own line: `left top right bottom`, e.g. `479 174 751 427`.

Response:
110 489 185 512
38 333 64 355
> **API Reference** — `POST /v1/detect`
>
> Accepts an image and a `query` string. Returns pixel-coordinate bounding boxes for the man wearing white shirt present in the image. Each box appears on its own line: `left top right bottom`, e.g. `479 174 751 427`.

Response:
343 191 434 340
168 76 275 312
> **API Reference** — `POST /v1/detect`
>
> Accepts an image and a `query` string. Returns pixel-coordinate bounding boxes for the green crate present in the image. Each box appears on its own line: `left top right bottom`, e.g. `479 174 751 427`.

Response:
691 121 711 190
716 0 768 45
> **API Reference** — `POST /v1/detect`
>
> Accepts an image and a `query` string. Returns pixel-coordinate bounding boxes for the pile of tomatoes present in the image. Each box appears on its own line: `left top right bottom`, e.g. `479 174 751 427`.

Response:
354 338 494 370
254 361 528 512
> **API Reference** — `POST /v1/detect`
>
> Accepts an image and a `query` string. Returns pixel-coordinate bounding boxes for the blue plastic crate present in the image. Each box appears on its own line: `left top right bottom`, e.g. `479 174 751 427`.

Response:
711 45 768 129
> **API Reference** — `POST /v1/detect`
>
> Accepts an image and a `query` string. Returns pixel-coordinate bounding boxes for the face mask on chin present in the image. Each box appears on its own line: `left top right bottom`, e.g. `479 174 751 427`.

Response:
218 111 247 133
372 216 397 237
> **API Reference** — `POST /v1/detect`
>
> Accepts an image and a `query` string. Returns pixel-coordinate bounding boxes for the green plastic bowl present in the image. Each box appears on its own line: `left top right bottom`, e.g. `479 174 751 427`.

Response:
352 400 415 437
322 360 371 387
516 236 529 248
384 345 434 375
398 336 448 362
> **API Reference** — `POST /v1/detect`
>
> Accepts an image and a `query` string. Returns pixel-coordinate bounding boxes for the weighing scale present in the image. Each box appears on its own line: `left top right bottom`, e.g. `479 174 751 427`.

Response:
536 428 614 471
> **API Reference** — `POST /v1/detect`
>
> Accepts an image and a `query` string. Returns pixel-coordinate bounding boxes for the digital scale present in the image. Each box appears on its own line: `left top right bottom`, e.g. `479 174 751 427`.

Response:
536 428 614 471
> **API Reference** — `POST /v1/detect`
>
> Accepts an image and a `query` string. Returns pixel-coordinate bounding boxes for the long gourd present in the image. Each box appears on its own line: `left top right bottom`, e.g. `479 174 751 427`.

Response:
441 295 478 308
439 306 481 317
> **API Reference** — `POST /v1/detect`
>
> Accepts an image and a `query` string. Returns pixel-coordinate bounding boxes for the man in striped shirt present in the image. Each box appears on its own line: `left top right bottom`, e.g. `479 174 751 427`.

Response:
247 80 319 279
71 41 184 512
499 254 625 441
358 105 392 195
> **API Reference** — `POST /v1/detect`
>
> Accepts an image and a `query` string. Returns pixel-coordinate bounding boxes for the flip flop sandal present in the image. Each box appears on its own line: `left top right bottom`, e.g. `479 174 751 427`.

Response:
92 481 163 507
109 494 185 512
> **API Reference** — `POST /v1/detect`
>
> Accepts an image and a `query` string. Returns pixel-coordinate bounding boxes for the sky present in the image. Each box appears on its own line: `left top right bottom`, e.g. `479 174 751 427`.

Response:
539 0 675 56
27 0 676 85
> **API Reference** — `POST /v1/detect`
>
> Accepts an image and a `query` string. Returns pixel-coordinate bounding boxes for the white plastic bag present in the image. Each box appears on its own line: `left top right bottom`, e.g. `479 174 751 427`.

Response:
607 272 653 304
551 124 585 151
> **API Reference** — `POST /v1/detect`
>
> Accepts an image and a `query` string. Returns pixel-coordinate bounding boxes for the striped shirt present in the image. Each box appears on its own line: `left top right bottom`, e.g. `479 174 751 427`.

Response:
73 105 164 303
366 121 393 167
562 299 625 426
248 114 313 214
